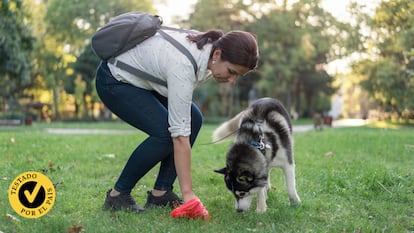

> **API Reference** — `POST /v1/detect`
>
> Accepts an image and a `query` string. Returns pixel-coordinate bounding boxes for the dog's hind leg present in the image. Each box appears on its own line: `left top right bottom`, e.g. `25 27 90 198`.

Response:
283 164 301 205
256 187 267 213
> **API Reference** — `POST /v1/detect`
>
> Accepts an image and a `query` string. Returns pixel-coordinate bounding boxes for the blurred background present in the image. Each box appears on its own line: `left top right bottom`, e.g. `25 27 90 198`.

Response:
1 0 413 125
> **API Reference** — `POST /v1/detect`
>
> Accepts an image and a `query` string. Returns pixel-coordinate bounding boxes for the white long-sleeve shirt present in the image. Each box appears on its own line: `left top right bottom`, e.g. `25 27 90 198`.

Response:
108 30 213 137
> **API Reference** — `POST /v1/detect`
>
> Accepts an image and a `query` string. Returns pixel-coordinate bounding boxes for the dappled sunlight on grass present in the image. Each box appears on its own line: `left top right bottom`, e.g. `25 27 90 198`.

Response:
367 120 404 130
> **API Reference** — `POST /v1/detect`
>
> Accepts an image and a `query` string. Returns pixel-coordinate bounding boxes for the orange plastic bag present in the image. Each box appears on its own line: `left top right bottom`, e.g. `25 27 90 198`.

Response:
170 197 210 220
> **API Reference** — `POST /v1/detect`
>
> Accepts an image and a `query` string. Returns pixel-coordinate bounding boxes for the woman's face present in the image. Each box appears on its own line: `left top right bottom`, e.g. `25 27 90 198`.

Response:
209 49 250 84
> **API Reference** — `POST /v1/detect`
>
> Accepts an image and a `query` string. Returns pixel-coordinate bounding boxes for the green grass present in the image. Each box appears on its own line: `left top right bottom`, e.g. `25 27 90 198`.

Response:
1 122 413 233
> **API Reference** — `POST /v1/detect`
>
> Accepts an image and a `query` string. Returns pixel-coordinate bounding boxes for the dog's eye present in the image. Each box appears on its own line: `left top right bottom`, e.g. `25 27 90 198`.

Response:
236 191 246 197
236 175 253 184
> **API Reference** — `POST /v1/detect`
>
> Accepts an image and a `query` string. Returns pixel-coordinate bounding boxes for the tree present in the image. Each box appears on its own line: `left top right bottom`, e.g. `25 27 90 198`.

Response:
0 0 35 112
352 0 414 118
188 0 253 32
37 0 155 120
251 4 302 112
252 0 356 116
188 0 258 118
186 0 359 118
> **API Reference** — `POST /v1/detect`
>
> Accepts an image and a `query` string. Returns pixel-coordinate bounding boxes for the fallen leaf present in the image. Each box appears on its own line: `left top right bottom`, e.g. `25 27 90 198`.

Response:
102 154 116 158
53 181 63 189
6 213 20 222
67 225 83 233
109 212 119 220
405 144 414 149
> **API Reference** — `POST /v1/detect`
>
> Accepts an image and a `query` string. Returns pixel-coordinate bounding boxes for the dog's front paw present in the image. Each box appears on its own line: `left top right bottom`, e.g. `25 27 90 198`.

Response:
256 204 267 213
256 188 267 213
289 196 301 206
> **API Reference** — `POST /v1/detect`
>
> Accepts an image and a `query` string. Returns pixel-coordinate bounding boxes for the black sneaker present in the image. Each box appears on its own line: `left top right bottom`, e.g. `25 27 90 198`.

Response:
103 189 145 213
144 190 183 209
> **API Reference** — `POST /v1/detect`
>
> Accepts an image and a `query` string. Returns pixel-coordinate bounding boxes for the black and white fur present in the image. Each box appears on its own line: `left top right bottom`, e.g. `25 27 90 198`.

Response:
214 98 301 213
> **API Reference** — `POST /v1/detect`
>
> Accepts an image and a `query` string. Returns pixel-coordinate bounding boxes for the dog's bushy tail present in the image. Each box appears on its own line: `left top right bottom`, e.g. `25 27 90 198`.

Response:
212 111 245 143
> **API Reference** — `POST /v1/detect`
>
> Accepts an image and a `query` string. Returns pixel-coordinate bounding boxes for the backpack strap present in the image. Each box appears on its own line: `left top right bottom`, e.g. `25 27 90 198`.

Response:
107 58 168 87
158 29 198 75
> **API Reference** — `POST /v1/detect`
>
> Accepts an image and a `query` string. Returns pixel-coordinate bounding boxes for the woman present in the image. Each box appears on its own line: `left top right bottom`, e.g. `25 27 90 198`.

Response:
96 28 259 218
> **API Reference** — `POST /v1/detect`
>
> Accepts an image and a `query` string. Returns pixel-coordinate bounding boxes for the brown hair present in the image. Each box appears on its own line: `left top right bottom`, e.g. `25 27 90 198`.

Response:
187 30 259 70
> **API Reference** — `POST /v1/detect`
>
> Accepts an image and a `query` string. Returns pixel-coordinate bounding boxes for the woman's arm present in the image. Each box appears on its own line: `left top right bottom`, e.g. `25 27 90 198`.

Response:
173 136 196 203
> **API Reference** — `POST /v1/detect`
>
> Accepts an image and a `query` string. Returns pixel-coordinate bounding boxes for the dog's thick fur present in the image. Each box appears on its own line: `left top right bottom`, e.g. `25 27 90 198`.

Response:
214 98 301 213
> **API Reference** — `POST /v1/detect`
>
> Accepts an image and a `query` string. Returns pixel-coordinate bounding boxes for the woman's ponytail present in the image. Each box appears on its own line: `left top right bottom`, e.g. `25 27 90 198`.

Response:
187 30 224 49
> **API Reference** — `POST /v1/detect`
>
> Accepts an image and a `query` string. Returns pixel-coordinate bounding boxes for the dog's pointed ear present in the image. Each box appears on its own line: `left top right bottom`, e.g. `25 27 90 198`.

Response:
214 167 227 175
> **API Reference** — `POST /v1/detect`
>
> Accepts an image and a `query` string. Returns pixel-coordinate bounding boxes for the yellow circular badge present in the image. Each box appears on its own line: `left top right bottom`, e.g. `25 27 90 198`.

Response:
8 171 56 219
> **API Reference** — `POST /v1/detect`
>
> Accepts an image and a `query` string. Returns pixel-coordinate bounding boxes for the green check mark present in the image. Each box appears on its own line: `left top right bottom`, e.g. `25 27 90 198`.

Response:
24 182 42 203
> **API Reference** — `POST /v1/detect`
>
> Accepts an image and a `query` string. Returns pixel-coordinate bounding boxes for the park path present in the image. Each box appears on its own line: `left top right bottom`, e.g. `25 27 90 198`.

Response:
44 128 136 134
44 119 368 134
292 118 368 132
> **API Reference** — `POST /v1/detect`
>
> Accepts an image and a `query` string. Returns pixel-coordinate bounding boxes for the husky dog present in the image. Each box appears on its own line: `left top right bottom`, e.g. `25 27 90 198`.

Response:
214 98 301 213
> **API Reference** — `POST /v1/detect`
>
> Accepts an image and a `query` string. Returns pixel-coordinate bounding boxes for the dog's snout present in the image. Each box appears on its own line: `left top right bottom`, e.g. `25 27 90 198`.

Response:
235 196 253 212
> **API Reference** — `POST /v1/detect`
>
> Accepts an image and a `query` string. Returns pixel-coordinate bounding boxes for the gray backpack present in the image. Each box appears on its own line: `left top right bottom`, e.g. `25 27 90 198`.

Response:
91 11 197 86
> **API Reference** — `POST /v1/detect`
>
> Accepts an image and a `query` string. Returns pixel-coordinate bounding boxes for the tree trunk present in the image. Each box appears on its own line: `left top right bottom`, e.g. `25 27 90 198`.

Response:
53 86 61 120
305 91 314 117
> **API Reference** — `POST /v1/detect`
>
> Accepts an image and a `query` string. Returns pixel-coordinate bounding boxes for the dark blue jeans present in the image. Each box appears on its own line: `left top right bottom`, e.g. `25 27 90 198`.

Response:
95 61 203 193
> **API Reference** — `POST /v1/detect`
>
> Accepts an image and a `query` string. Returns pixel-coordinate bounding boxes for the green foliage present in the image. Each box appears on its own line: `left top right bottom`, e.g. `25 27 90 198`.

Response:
251 0 348 115
188 0 253 31
0 123 413 232
44 0 156 48
28 0 156 120
0 0 35 99
352 0 414 116
0 111 25 120
188 0 261 117
188 0 354 117
67 44 100 95
357 58 412 112
2 0 413 121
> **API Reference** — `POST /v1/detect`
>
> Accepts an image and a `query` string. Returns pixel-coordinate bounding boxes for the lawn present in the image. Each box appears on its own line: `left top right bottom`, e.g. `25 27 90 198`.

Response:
1 121 413 233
